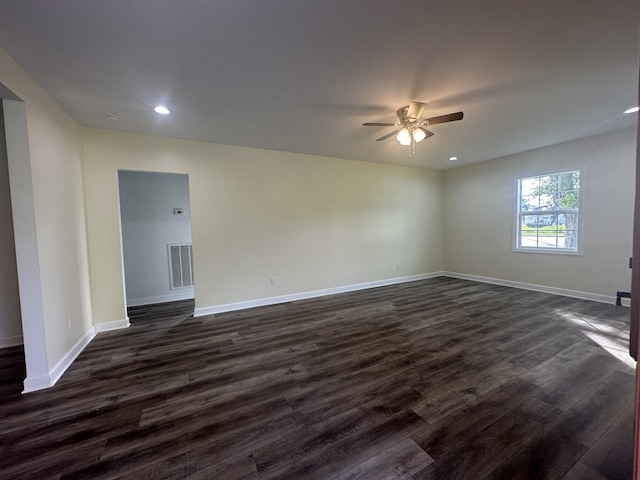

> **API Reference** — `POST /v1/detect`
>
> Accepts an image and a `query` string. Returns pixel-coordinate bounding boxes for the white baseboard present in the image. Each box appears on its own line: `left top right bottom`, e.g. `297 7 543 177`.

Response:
195 271 628 318
22 326 96 394
194 272 444 317
443 271 628 306
127 292 195 307
22 317 130 394
95 318 130 333
0 334 23 348
22 373 54 393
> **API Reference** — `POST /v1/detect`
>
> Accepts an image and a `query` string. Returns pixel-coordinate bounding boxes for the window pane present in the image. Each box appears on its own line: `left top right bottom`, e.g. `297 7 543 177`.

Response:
516 170 580 252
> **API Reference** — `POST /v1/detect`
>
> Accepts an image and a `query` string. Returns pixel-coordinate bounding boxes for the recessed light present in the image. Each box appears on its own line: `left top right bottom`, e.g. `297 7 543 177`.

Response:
449 156 458 161
154 105 170 115
624 106 639 114
104 113 120 122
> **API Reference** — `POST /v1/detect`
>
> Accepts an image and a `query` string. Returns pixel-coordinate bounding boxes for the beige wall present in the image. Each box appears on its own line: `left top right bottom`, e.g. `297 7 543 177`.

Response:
81 128 444 323
443 128 636 298
0 47 92 375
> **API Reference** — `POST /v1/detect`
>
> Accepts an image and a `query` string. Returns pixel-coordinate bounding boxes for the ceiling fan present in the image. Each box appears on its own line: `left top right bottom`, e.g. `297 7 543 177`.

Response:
363 102 463 155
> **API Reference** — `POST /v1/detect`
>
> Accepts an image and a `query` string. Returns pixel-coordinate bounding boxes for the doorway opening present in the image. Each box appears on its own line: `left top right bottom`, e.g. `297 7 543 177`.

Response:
117 170 195 324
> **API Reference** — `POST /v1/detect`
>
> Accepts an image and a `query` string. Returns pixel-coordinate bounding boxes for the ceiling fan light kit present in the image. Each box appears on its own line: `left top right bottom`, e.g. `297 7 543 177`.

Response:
412 127 427 143
396 127 412 145
363 102 463 156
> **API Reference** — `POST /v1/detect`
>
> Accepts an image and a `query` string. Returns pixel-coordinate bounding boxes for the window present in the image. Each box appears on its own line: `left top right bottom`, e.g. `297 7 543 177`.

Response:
516 169 581 253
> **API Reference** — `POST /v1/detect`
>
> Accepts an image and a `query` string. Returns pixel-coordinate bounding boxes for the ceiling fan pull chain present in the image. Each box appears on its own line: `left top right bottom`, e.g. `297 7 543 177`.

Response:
410 129 415 157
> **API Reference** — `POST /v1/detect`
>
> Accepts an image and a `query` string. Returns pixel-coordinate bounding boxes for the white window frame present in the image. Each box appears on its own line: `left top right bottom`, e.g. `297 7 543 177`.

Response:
514 168 583 255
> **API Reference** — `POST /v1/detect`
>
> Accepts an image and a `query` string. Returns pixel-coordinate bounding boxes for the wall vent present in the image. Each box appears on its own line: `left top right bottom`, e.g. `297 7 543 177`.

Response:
169 244 194 289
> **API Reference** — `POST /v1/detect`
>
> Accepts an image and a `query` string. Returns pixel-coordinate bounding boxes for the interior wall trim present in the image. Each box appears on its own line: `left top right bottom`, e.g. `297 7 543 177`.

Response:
21 373 53 394
21 318 129 394
194 272 445 317
94 318 130 333
22 327 96 394
443 271 628 307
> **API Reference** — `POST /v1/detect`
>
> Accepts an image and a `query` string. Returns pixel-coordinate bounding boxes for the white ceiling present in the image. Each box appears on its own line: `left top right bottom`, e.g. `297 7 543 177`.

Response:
0 1 638 170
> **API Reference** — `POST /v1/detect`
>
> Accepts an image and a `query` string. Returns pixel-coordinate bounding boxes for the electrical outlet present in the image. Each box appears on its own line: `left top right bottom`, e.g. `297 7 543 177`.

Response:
270 277 277 286
396 263 401 270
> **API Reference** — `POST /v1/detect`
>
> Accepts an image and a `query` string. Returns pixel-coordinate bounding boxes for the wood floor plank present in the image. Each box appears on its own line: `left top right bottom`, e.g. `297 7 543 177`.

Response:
256 410 426 480
410 377 543 460
578 400 634 480
532 350 622 411
414 397 562 480
0 277 634 479
561 462 609 480
330 437 434 480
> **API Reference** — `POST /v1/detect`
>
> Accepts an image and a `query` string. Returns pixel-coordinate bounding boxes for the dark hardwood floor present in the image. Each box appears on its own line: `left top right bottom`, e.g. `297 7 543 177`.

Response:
0 277 635 479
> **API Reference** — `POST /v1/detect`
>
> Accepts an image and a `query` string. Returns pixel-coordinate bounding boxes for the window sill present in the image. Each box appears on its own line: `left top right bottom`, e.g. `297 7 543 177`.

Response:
513 247 582 256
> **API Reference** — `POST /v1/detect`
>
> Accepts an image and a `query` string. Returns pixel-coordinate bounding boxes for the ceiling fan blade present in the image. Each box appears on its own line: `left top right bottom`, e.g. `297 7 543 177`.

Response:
417 127 434 139
423 111 464 125
363 122 397 127
376 129 401 141
406 102 426 120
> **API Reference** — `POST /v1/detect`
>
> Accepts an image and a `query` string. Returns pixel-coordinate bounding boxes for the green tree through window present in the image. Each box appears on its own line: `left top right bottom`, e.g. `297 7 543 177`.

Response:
517 170 581 251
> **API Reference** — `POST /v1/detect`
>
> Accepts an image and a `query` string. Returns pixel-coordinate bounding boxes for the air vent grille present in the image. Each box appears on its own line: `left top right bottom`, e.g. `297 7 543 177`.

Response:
169 244 194 289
